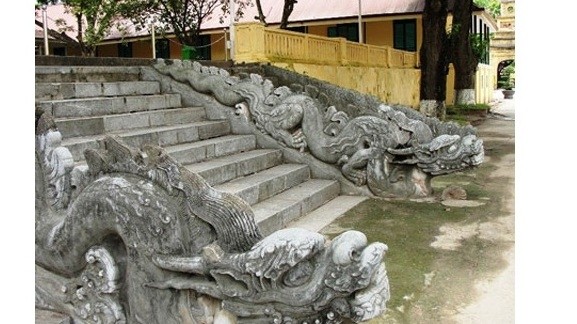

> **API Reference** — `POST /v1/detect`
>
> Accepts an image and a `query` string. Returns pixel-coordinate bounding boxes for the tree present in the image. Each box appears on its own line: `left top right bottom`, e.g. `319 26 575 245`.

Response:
253 0 298 30
58 0 128 56
35 0 61 8
473 0 500 19
125 0 252 50
450 0 478 105
254 0 267 26
419 0 450 119
279 0 297 29
36 0 82 52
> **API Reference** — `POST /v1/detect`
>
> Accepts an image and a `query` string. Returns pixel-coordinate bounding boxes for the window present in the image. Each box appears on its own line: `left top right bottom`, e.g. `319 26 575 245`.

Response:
195 35 211 60
328 23 359 42
393 19 417 52
118 42 132 58
286 26 307 34
53 47 66 56
155 39 170 59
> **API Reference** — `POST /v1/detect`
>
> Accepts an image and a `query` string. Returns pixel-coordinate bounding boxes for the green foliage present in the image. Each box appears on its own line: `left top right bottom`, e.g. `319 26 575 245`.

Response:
447 22 492 64
123 0 252 47
473 0 501 18
54 0 129 56
498 62 515 90
470 33 490 62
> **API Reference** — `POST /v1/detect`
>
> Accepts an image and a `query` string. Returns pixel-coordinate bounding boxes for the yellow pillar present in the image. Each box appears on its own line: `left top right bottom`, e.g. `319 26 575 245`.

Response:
234 22 269 63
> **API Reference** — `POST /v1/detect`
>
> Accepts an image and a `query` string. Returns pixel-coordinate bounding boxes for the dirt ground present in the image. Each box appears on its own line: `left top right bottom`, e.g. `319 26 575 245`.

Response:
448 112 515 324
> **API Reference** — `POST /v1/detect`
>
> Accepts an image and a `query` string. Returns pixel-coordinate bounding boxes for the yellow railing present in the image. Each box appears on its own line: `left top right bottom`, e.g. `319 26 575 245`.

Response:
233 22 494 108
446 63 496 105
235 22 417 68
475 64 494 104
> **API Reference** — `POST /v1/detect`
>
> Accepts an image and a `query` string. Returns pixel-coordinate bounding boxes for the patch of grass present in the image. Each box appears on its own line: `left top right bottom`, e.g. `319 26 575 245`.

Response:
445 103 490 126
323 137 512 322
446 103 490 112
323 198 472 318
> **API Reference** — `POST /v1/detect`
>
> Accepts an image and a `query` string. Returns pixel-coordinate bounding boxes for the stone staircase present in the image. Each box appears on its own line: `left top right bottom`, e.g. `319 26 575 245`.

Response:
35 64 367 236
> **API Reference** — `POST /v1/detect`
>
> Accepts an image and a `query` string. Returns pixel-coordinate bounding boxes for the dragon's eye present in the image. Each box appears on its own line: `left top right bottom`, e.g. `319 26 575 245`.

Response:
448 144 457 153
350 249 361 261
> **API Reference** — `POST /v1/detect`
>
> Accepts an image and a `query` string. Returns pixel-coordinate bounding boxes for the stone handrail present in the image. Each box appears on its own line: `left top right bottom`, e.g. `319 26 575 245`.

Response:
235 22 418 68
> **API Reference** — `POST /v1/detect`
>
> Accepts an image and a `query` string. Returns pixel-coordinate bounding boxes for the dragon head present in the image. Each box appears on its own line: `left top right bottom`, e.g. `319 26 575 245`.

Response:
389 134 484 175
148 229 390 323
322 231 390 322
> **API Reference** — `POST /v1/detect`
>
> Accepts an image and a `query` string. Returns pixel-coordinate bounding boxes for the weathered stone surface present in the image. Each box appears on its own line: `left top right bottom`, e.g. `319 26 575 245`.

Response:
36 108 391 323
151 59 484 198
441 185 468 201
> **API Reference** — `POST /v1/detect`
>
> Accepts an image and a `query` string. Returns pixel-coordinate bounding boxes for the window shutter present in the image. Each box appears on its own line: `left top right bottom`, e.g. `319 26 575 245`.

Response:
393 21 405 49
328 26 337 37
405 21 416 51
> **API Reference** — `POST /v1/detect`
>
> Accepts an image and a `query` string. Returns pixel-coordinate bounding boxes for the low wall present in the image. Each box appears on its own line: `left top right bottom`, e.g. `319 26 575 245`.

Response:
273 62 421 108
35 56 156 66
234 22 421 108
233 22 496 108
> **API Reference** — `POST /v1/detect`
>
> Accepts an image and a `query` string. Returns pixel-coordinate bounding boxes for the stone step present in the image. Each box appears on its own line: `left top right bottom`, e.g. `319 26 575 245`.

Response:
35 66 141 83
185 149 283 186
165 135 257 166
252 179 340 236
215 164 310 206
286 195 368 233
63 120 231 162
35 81 161 100
55 107 207 138
37 93 183 118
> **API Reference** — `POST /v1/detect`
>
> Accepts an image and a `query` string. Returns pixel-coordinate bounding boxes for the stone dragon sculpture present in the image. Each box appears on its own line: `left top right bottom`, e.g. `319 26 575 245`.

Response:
35 107 390 323
153 59 484 198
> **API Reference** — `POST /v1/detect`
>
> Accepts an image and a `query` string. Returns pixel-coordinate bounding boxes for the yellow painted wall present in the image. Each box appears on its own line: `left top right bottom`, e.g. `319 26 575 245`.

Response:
132 40 153 58
169 39 182 59
210 33 228 61
93 33 228 60
365 18 422 52
307 25 327 37
97 44 117 57
365 21 390 46
446 64 455 105
274 62 421 108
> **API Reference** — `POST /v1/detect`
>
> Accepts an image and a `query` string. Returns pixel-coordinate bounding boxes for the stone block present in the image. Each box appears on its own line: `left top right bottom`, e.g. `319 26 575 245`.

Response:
56 117 105 138
74 83 102 98
104 113 150 132
176 126 201 144
170 145 208 165
198 121 230 140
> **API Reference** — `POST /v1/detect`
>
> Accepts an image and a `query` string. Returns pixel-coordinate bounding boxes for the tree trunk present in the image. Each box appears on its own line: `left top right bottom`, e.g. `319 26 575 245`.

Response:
279 0 297 29
419 0 449 119
254 0 267 25
452 0 478 105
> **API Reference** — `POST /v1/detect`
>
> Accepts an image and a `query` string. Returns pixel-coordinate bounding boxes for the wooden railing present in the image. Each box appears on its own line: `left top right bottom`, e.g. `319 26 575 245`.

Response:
235 22 418 68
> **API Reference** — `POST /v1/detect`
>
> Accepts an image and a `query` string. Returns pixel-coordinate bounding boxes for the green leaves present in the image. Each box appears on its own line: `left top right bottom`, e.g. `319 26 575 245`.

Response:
473 0 501 19
59 0 129 55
